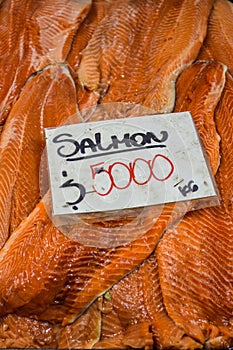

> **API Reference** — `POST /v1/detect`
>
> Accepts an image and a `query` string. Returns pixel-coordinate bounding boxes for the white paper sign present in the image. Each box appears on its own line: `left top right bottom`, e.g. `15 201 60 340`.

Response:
45 112 217 216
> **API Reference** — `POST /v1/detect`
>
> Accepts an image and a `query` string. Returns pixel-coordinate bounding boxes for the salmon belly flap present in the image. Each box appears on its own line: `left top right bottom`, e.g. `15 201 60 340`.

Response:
0 0 232 349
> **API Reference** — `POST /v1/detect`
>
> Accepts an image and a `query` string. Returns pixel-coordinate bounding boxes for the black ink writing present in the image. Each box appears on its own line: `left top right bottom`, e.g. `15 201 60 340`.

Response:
178 180 199 197
52 130 168 160
60 171 86 211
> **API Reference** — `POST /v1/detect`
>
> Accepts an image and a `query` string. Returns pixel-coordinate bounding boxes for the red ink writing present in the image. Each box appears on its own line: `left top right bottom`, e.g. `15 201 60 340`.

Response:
91 154 174 197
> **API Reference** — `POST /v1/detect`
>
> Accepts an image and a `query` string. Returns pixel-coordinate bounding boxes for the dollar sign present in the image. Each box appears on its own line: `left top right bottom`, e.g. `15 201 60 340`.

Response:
60 171 86 211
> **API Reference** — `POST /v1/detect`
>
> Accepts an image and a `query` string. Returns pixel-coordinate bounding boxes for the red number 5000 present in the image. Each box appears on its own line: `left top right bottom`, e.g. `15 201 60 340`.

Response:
90 154 174 197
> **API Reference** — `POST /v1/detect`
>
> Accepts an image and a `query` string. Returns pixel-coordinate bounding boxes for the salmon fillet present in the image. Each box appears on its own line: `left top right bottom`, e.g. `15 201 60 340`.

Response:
57 297 102 348
174 60 226 175
28 0 92 68
0 23 206 327
0 198 187 325
77 0 214 112
156 72 233 346
0 314 59 348
0 1 229 347
0 0 91 124
67 0 115 111
0 64 79 248
92 60 226 350
198 0 233 74
67 0 114 73
95 322 154 349
0 299 102 348
0 10 223 334
97 254 201 350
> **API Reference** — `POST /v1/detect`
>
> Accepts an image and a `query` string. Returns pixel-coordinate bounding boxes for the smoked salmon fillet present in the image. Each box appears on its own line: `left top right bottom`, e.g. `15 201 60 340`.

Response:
198 0 233 74
77 0 214 112
67 0 114 74
67 0 115 111
0 25 210 327
156 72 233 346
0 314 59 348
0 0 91 124
174 60 226 175
93 60 226 350
57 297 102 348
0 299 102 348
0 64 79 249
0 0 231 348
96 255 201 350
0 198 187 325
95 322 154 349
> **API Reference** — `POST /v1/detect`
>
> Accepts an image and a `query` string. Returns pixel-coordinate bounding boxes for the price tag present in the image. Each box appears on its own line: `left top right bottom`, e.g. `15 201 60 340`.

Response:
45 112 218 217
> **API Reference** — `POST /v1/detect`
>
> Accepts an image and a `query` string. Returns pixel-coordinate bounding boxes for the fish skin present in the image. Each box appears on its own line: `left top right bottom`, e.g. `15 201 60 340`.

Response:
77 0 214 112
0 0 91 124
198 0 233 75
0 64 79 248
157 72 233 344
174 60 226 175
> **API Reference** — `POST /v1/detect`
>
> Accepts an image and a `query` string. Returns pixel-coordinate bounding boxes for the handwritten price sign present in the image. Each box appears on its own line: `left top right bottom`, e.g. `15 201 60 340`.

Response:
45 112 218 216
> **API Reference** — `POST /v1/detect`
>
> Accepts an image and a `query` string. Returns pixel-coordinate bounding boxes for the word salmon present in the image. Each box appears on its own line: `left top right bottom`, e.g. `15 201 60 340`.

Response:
52 130 168 158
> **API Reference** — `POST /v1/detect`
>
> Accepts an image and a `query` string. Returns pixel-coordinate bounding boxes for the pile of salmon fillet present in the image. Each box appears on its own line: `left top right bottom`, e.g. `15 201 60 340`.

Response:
0 0 233 348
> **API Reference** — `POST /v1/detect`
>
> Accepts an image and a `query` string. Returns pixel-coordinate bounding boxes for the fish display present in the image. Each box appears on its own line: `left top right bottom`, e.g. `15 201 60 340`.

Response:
0 0 232 348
